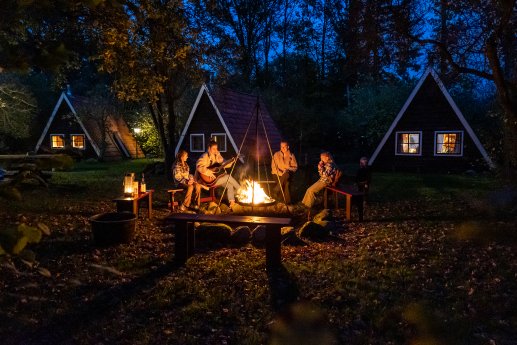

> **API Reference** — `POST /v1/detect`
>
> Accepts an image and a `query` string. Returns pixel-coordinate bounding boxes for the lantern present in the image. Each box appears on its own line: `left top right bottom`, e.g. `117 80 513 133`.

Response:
123 173 135 196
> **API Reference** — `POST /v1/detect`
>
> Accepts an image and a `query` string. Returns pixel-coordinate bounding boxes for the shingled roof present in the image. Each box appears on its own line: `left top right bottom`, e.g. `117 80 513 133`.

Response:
212 87 281 151
175 84 282 161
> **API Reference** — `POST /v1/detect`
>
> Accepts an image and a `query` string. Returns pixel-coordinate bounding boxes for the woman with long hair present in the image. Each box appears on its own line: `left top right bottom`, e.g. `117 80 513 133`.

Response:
172 150 201 211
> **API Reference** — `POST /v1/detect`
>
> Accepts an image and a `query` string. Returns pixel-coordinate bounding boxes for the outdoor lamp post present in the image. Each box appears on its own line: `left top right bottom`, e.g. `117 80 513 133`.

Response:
133 127 141 158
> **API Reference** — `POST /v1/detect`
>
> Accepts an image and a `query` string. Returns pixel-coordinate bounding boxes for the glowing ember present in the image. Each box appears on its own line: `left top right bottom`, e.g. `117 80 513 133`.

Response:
236 179 275 205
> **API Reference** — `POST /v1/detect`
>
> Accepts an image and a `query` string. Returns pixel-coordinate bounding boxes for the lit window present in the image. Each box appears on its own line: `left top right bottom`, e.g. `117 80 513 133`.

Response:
190 134 205 152
210 133 227 152
396 132 421 155
71 134 85 149
435 131 463 155
51 135 65 149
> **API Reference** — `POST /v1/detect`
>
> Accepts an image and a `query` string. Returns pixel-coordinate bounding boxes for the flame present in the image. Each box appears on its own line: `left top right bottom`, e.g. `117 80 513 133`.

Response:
236 179 275 204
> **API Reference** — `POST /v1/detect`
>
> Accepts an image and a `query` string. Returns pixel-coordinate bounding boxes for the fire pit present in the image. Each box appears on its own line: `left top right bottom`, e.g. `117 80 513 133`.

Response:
236 179 276 206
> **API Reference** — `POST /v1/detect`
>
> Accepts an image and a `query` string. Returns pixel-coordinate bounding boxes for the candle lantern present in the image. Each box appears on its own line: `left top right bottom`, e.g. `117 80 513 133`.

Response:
123 173 135 196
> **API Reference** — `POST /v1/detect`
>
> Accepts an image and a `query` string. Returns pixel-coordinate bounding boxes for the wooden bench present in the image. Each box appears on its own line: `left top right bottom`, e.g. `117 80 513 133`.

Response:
167 186 216 211
324 185 364 222
165 213 291 270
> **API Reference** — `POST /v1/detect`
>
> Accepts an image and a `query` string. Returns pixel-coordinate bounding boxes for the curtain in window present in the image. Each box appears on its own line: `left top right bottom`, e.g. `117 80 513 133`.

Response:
399 133 420 154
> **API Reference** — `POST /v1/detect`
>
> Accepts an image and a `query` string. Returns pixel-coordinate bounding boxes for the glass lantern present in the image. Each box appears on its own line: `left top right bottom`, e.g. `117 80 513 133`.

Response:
123 173 135 196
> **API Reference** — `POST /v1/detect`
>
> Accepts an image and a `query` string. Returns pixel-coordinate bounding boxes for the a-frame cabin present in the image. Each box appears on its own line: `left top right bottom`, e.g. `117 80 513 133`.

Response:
35 91 143 160
369 68 495 172
175 85 282 164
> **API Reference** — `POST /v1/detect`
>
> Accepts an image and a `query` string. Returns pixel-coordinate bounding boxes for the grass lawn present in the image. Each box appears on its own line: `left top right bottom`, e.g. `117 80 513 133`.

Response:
1 159 516 345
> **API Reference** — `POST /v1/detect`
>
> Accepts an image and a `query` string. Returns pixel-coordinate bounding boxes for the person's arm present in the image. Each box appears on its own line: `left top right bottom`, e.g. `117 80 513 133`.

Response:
173 164 189 185
289 153 298 172
321 162 337 184
317 161 325 176
196 154 215 177
272 152 284 175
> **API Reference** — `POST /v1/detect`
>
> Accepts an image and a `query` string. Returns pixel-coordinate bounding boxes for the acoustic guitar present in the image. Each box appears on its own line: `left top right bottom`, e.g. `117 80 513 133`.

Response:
198 156 239 186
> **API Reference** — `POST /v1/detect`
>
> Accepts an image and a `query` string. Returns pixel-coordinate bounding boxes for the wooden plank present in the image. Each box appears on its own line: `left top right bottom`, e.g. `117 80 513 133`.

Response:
0 154 65 160
324 186 364 222
166 213 291 225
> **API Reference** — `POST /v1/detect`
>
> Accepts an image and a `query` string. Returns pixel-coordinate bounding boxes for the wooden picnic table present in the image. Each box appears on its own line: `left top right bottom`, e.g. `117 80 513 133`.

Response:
165 213 291 270
0 154 58 187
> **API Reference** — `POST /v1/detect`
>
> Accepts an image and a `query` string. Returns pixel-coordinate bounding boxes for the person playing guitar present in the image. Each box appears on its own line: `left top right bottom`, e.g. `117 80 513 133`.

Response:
195 140 241 209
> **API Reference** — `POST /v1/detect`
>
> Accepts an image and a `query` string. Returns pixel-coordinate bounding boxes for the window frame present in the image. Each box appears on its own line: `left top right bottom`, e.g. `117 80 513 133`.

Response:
434 130 464 156
50 134 65 149
71 134 86 150
210 133 227 152
189 133 205 152
395 131 422 156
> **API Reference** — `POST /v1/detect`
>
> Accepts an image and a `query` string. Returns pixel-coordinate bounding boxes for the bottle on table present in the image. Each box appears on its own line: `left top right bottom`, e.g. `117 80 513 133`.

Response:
140 173 146 193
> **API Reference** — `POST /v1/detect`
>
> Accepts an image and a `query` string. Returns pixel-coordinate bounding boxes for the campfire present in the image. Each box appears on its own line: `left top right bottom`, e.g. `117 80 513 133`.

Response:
236 179 275 206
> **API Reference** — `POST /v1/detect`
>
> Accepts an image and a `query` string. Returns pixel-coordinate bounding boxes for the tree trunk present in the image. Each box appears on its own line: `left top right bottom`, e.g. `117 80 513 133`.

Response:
165 96 177 181
486 36 517 178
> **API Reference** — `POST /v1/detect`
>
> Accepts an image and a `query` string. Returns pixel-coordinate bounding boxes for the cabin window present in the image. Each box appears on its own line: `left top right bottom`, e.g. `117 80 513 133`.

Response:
210 133 227 152
190 134 205 152
395 131 422 155
50 134 65 149
71 134 86 149
435 131 463 156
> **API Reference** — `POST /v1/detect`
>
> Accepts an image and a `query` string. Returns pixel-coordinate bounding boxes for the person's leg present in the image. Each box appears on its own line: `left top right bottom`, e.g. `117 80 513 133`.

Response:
275 173 286 202
225 175 240 203
212 174 240 203
182 184 194 207
283 171 292 204
302 180 326 208
193 183 201 207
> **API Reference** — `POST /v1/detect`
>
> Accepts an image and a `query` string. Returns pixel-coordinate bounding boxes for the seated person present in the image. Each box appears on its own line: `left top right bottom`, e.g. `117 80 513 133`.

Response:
301 151 338 209
356 156 372 199
172 150 201 211
195 141 240 209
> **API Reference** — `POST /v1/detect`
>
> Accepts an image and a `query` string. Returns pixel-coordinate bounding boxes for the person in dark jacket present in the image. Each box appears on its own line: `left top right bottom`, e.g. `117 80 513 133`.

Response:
356 157 371 199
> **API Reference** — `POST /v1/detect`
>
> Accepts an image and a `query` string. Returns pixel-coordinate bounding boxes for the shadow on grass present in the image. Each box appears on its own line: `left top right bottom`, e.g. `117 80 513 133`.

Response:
15 261 183 345
268 264 300 312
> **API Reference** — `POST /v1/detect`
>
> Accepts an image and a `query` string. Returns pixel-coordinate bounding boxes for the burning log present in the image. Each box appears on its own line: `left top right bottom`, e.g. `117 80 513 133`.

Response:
236 179 275 206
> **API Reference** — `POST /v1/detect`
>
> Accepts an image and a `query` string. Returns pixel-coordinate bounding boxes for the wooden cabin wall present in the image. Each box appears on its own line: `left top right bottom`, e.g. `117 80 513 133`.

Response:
182 94 237 163
374 76 489 172
40 107 97 159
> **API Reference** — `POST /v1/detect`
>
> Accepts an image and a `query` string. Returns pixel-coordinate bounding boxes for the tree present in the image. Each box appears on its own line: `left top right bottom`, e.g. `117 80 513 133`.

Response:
339 79 412 155
0 74 36 149
409 0 517 177
92 0 205 172
328 0 421 84
193 0 280 85
0 0 96 75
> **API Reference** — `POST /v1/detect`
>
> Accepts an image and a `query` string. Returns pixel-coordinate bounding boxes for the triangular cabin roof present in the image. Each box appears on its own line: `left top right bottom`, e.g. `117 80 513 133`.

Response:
35 92 142 160
175 84 282 161
369 68 495 169
35 92 101 156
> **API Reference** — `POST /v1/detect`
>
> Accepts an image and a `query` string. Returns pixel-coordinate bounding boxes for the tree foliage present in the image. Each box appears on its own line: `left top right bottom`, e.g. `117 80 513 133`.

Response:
0 73 36 140
340 79 413 154
92 0 205 172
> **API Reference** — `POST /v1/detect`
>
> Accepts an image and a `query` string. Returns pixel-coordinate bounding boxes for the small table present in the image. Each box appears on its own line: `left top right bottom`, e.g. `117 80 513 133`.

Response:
113 190 154 219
